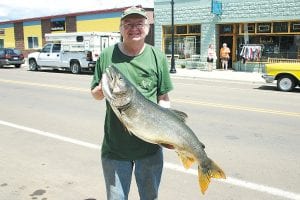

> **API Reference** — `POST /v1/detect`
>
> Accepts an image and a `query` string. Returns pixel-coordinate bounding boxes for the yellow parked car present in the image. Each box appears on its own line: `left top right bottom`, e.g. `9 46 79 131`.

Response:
262 61 300 92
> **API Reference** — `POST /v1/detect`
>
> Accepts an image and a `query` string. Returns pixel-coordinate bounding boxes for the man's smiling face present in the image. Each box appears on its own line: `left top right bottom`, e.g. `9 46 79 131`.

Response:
120 15 149 42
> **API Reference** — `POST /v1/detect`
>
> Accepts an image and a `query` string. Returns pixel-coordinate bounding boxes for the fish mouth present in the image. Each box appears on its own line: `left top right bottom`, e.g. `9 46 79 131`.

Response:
106 66 128 95
106 66 117 85
101 73 114 100
102 65 130 102
104 66 133 109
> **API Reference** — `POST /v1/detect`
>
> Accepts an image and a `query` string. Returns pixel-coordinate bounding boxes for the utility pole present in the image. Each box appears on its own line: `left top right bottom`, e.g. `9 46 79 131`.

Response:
169 0 176 73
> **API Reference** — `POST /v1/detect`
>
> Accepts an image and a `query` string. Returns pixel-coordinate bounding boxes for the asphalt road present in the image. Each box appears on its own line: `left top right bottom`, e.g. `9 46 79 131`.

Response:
0 66 299 200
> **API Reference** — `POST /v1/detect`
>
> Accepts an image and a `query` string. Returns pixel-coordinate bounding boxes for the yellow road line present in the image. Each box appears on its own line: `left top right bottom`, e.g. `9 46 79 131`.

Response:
1 78 299 117
173 98 300 117
0 78 88 92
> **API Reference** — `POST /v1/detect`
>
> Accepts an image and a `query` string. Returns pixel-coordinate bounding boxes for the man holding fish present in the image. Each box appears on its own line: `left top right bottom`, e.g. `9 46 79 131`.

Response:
91 6 174 200
91 6 225 200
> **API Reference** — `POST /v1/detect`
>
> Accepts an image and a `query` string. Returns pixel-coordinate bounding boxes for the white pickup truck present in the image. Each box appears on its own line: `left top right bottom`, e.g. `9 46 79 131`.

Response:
28 43 94 74
27 32 120 74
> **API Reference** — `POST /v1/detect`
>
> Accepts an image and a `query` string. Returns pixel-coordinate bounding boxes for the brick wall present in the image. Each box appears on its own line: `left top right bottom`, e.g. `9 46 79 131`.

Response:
14 22 24 50
41 19 51 46
66 16 76 32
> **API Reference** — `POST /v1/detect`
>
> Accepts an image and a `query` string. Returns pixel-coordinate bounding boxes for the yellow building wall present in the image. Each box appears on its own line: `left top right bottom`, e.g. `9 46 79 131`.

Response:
0 27 15 48
77 18 120 32
23 24 43 49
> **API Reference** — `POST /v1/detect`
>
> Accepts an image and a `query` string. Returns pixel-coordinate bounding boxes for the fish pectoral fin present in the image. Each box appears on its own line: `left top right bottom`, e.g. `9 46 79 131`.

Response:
128 130 133 135
198 158 226 195
170 109 188 122
177 152 195 169
160 143 175 149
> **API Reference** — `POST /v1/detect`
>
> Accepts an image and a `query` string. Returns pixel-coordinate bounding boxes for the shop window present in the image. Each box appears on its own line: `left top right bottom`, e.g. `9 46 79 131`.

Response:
164 25 201 34
163 24 201 58
220 24 233 34
0 39 3 48
163 26 172 34
188 25 201 33
290 21 300 32
241 23 255 33
257 23 271 33
28 37 39 49
176 26 187 34
238 35 298 60
164 35 200 58
273 22 288 33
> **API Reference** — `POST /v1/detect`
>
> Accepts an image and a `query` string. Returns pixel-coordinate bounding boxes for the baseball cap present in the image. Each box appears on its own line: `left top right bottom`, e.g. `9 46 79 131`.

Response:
121 6 148 20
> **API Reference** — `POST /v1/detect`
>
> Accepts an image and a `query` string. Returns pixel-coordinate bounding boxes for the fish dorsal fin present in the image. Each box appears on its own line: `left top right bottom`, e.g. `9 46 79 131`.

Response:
170 109 188 122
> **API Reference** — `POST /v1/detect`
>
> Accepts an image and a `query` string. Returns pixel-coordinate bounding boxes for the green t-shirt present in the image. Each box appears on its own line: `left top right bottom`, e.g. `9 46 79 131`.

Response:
91 43 173 160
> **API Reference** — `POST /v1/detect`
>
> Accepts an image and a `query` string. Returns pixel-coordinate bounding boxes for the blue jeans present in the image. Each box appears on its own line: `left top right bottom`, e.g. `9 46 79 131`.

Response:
101 148 163 200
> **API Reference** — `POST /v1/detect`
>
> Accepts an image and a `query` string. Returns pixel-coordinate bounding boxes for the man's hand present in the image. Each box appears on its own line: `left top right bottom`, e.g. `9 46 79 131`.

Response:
91 83 104 100
158 94 171 108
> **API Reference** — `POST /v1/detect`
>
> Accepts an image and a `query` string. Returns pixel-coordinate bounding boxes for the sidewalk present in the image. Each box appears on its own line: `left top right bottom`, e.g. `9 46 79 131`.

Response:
170 68 265 83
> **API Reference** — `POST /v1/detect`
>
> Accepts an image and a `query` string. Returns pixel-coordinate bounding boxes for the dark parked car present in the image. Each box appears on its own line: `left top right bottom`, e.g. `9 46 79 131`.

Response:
0 48 25 68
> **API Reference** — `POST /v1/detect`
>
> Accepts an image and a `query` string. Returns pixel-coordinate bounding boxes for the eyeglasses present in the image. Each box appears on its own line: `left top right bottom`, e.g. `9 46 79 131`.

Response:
121 23 148 29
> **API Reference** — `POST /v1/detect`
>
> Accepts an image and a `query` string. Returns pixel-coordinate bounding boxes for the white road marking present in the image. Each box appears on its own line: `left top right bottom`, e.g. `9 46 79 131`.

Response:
165 162 300 200
1 119 299 200
0 120 99 150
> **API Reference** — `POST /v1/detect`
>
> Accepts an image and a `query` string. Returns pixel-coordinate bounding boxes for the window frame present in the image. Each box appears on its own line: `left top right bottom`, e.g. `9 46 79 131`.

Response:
27 37 39 49
162 24 201 58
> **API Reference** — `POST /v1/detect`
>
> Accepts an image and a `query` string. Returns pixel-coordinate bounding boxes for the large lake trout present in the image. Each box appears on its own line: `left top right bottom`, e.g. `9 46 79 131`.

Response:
101 65 226 194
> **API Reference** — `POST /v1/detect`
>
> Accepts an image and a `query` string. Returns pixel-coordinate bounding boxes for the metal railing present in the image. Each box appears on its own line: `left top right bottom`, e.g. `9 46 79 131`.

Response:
267 58 300 63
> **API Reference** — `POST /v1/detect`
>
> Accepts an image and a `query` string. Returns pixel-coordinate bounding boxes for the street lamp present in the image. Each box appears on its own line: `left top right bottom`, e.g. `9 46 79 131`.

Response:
169 0 176 73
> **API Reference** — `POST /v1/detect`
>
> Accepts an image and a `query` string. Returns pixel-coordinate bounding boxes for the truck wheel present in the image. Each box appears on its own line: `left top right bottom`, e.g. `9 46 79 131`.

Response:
29 59 38 71
277 75 296 92
70 61 81 74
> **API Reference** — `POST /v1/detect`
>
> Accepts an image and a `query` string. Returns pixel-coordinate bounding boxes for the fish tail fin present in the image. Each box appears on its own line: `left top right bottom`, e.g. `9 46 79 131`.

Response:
198 157 226 194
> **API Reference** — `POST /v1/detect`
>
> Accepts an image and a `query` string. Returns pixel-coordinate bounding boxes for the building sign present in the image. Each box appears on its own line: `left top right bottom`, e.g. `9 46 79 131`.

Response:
51 18 65 31
211 0 222 16
0 29 5 35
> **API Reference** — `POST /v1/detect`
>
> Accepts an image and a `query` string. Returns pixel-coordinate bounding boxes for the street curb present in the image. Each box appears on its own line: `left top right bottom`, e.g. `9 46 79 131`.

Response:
170 68 266 83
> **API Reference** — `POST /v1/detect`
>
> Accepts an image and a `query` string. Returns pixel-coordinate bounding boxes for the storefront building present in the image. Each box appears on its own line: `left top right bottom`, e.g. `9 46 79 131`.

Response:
154 0 300 71
0 7 154 57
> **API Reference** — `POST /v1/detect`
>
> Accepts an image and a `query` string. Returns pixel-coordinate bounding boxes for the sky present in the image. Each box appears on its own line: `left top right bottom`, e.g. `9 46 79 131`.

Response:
0 0 154 22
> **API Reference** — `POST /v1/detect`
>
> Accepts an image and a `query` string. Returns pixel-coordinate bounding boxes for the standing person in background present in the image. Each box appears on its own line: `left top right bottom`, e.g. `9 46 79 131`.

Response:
220 43 230 70
90 6 173 200
207 44 216 71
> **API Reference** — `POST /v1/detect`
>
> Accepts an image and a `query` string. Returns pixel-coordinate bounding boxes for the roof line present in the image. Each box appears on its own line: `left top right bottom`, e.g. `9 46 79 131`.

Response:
0 5 153 24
